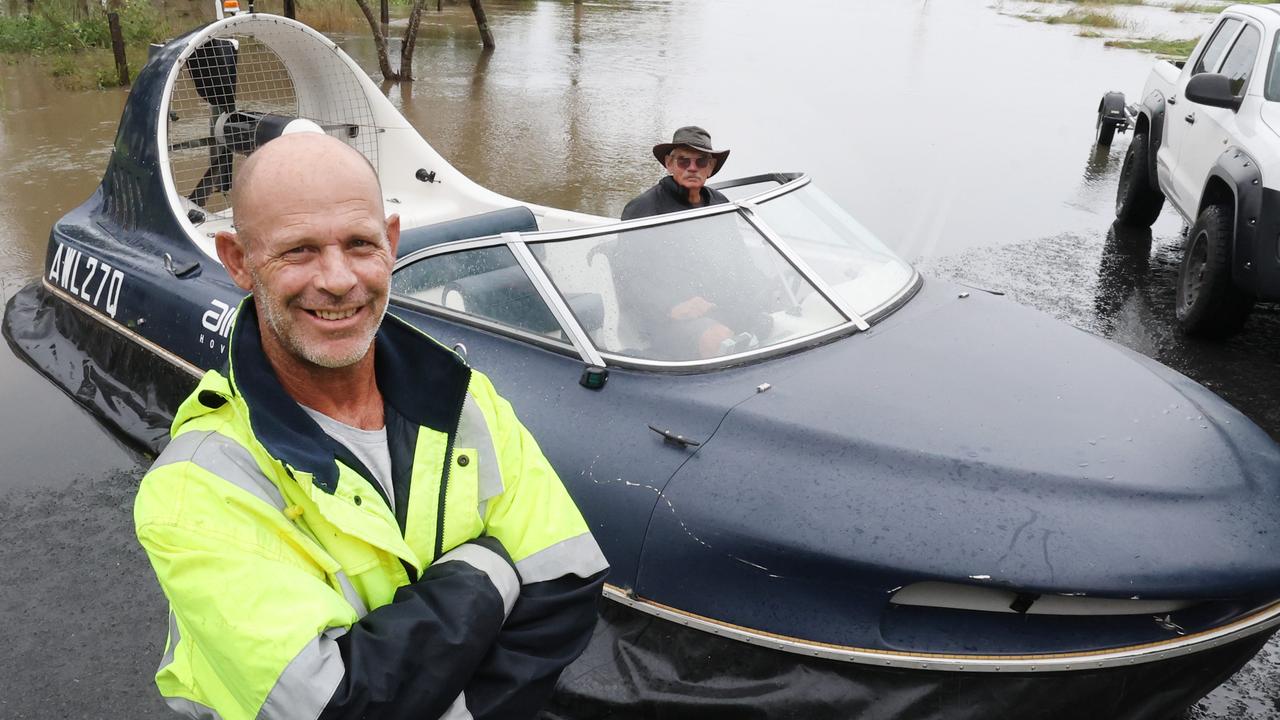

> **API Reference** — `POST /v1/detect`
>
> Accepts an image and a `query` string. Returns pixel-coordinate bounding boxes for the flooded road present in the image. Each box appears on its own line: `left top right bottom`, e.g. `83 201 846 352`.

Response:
1 0 1278 716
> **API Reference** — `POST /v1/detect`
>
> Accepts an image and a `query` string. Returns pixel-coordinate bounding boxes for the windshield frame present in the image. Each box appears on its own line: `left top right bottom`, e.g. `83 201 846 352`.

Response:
392 173 921 371
1264 28 1280 101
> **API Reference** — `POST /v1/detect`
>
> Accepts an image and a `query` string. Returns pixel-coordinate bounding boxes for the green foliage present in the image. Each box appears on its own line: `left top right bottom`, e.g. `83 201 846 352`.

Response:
94 61 124 87
0 13 99 52
1045 10 1127 28
118 0 169 44
0 0 167 55
49 53 77 75
1105 37 1199 57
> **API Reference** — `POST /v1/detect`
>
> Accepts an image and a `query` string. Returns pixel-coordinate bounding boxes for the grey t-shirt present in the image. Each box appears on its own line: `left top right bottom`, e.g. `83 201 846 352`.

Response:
300 404 395 511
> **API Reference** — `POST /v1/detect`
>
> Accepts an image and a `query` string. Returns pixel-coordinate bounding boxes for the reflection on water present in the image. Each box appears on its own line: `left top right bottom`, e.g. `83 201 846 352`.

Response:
0 63 140 487
1094 221 1153 337
0 64 125 291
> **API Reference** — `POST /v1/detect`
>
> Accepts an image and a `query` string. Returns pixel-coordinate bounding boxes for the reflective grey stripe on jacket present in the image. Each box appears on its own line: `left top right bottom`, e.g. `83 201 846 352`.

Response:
157 610 347 720
514 532 610 585
257 627 349 720
158 611 225 719
155 430 369 616
435 542 520 617
456 395 504 518
154 430 364 720
165 696 224 720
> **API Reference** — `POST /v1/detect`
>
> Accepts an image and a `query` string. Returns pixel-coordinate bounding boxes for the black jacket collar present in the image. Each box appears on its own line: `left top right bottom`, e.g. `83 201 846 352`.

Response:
660 174 717 208
228 299 471 493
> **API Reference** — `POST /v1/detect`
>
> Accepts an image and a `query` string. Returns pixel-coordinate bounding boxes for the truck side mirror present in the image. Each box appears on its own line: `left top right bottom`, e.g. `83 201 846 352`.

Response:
1185 73 1242 111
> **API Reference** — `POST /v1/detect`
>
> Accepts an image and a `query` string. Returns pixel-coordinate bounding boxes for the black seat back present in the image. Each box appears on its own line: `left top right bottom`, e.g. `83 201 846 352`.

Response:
397 206 539 258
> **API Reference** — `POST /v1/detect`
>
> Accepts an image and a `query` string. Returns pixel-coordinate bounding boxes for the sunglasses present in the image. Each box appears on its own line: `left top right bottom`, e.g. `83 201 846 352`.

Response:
672 155 712 170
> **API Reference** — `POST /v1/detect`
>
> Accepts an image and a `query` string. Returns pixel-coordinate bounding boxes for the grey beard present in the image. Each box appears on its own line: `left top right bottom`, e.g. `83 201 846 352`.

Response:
250 271 387 369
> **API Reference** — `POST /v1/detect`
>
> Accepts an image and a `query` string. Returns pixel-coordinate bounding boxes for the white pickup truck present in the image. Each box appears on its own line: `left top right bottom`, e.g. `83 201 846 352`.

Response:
1098 4 1280 338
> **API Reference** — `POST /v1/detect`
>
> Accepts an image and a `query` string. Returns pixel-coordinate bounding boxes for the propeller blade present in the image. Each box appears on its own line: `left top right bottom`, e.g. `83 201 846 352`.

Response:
187 145 234 208
187 37 238 111
168 136 217 152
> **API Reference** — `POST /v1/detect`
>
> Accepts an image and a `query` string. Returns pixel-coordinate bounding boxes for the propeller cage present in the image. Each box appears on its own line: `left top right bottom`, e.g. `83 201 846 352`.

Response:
162 16 378 219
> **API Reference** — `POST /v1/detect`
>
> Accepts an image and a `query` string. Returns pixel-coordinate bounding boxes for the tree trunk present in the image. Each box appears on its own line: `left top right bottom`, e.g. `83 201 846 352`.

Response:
107 0 130 86
379 0 388 40
353 0 400 80
283 0 295 18
399 0 428 81
469 0 494 50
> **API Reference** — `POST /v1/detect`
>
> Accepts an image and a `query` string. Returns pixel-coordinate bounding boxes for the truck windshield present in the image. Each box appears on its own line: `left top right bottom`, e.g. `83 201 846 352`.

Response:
1266 30 1280 100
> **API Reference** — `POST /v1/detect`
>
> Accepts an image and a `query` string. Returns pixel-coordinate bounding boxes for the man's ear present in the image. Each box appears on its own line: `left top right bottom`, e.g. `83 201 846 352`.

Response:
385 213 401 259
216 230 254 292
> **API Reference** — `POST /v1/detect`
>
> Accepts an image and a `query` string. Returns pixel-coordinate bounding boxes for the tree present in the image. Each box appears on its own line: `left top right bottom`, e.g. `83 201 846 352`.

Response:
352 0 404 80
353 0 494 81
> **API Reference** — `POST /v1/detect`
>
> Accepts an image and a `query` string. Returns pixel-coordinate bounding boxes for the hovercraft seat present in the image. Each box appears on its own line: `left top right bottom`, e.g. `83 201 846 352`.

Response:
396 206 539 258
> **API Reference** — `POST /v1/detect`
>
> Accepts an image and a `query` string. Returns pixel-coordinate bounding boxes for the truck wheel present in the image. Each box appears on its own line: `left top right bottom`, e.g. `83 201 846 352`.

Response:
1115 132 1164 227
1095 114 1116 146
1175 204 1254 338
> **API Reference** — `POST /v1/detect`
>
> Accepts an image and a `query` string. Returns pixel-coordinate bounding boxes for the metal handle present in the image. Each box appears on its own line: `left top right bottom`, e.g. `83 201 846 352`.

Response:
1185 113 1196 124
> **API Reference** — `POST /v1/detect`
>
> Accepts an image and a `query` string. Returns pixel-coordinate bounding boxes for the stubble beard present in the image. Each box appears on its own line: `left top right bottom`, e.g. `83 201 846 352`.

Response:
251 269 388 369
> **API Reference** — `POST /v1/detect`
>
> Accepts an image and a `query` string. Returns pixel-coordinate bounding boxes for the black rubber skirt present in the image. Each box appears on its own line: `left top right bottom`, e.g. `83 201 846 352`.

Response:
3 282 195 454
545 601 1272 720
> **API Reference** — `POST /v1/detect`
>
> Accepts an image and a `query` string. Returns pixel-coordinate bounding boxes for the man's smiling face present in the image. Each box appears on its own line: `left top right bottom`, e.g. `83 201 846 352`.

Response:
247 198 395 369
218 134 399 370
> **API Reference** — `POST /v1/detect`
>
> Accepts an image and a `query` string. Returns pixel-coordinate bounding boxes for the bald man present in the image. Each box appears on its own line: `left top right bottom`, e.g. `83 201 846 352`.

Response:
134 134 608 720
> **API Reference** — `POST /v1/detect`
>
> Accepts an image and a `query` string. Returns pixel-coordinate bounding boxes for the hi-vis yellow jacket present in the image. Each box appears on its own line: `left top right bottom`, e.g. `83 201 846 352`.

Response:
134 301 609 720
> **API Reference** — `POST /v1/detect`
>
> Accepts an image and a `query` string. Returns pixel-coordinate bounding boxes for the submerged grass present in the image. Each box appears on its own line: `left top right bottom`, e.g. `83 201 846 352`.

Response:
1170 2 1223 12
1045 9 1128 28
46 45 154 89
1105 36 1199 57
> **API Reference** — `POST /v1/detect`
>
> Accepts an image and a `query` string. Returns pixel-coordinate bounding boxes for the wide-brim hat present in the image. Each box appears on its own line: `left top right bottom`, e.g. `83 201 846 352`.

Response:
652 125 731 177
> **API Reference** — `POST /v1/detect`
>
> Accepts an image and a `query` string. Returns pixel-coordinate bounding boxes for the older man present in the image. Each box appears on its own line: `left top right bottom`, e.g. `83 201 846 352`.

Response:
615 126 774 358
620 125 731 220
134 133 608 720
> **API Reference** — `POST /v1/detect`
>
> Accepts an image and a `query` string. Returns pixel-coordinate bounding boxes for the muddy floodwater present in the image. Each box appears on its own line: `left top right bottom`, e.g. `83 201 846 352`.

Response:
1 0 1279 716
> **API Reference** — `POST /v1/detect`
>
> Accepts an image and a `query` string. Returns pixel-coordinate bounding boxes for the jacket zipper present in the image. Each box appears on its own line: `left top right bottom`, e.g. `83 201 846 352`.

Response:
433 401 466 562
